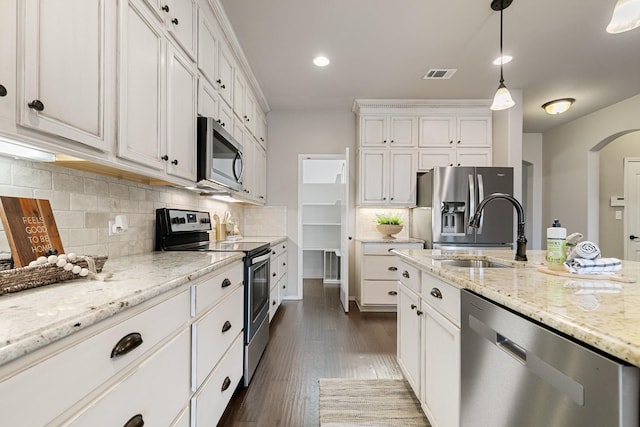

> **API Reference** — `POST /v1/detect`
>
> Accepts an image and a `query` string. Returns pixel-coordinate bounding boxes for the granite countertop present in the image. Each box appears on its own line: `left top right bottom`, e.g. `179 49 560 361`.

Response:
356 236 424 244
392 249 640 367
0 251 244 367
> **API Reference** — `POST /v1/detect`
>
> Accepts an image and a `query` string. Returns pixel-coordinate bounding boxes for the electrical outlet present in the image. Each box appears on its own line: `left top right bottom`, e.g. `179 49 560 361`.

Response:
615 211 622 220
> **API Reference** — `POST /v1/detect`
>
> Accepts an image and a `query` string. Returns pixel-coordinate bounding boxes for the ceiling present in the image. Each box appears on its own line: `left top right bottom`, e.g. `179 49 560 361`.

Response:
219 0 640 133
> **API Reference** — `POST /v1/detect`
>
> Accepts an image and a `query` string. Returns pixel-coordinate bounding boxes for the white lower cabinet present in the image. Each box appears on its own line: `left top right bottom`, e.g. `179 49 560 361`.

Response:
397 262 461 427
66 328 191 426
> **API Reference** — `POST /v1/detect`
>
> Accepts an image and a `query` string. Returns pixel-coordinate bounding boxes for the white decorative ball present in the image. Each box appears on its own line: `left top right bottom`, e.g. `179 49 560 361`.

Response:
29 260 39 267
79 268 89 277
47 255 58 264
37 256 48 264
56 258 67 267
58 254 67 261
67 253 77 261
72 265 82 274
63 263 74 271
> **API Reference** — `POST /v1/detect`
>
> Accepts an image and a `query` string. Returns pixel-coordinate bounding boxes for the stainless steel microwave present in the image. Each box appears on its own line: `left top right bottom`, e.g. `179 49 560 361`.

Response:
196 117 244 192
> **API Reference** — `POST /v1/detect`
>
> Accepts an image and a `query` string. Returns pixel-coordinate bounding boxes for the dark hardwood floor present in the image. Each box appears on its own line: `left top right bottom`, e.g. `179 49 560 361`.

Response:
218 279 403 426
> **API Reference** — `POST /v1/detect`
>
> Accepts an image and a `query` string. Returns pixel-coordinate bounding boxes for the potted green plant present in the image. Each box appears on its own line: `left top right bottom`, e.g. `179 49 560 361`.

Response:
375 213 404 239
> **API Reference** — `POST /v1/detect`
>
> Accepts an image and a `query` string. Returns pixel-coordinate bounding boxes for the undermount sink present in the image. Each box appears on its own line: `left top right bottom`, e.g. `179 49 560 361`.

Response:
437 259 512 268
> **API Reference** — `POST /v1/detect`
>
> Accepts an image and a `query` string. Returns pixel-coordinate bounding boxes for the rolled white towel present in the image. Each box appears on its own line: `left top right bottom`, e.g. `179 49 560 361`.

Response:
564 257 622 274
566 241 601 262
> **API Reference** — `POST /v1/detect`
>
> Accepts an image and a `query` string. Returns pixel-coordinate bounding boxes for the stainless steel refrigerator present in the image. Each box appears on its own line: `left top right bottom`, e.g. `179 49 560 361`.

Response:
412 166 514 249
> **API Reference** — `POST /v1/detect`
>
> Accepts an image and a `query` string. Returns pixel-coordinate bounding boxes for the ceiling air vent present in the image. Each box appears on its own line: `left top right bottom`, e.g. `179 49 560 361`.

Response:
423 69 457 80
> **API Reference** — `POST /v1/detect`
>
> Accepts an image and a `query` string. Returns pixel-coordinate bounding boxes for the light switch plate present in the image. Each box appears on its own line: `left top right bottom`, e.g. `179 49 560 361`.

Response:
615 210 622 220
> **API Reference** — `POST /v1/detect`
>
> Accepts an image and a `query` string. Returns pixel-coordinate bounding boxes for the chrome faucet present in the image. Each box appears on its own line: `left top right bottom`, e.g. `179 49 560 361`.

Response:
469 192 527 261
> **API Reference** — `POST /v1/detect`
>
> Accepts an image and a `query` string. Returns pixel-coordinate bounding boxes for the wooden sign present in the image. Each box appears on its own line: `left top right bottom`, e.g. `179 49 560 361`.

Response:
0 196 65 267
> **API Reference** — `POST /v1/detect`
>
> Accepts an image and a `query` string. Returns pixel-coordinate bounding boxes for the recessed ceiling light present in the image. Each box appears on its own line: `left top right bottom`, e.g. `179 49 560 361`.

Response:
492 55 513 65
313 56 330 67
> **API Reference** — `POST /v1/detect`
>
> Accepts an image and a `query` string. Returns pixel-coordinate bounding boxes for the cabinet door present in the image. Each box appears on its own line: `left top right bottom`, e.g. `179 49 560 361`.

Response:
166 44 196 180
217 101 233 130
457 116 491 147
360 116 386 146
388 151 416 205
197 78 219 118
456 148 492 167
422 303 460 427
418 117 455 147
197 11 218 85
359 150 386 205
254 143 267 202
389 116 416 146
217 44 234 107
417 149 455 171
165 0 196 60
244 91 256 135
117 0 165 169
233 72 247 119
398 284 421 395
20 0 114 151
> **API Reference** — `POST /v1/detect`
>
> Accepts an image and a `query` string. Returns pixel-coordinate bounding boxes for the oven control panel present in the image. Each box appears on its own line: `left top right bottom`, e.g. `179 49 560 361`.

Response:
166 209 211 233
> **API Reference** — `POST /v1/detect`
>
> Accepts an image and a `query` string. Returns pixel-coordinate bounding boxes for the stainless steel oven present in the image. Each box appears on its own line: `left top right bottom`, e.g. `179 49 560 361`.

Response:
155 208 271 387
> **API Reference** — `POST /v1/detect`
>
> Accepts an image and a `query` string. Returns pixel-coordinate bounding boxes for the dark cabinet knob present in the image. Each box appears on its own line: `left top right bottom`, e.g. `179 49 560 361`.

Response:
221 320 232 333
161 4 169 12
449 140 453 144
273 300 276 306
282 285 286 289
457 140 461 144
124 414 144 427
449 163 454 166
171 18 179 25
28 99 44 111
111 332 143 359
402 271 410 278
221 84 226 89
410 304 417 310
416 310 423 316
221 376 232 391
272 272 276 277
161 155 168 161
221 278 231 288
171 159 178 165
390 197 394 200
390 140 394 143
388 266 398 271
282 262 286 266
388 290 398 296
630 235 638 240
0 84 7 97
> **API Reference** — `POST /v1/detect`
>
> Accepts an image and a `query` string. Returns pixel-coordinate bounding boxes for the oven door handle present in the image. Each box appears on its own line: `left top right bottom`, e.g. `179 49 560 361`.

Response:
251 253 271 265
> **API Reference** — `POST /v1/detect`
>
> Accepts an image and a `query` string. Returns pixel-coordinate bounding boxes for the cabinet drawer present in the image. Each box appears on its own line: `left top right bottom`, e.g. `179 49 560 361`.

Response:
192 262 243 316
277 251 288 277
421 273 461 326
193 334 243 426
0 289 190 427
269 283 280 322
67 328 191 426
363 242 422 255
363 255 403 280
193 285 244 389
362 280 398 305
271 241 286 258
397 261 420 293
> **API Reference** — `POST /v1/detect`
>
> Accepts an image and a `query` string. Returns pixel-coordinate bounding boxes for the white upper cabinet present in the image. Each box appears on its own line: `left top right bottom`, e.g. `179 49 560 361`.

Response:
19 0 115 151
197 8 218 85
197 78 219 118
233 71 247 119
140 0 196 60
418 116 491 148
217 43 234 107
360 115 416 147
359 150 415 206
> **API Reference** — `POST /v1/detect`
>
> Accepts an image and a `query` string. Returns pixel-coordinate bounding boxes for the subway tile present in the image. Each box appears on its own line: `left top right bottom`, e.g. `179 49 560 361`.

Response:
33 190 70 210
109 182 129 199
52 172 83 192
85 212 109 229
12 165 51 189
66 228 99 246
70 193 98 212
84 178 110 196
54 211 85 229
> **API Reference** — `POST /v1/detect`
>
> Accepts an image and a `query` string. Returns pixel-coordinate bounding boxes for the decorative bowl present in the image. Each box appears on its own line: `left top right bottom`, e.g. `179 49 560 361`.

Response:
376 224 404 239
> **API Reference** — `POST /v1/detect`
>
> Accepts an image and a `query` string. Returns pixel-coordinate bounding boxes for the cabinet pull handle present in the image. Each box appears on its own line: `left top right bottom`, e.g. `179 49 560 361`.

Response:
430 288 443 299
171 18 179 25
221 278 232 288
416 310 423 316
388 290 398 296
161 4 169 12
28 99 44 111
161 154 168 161
111 332 143 359
171 159 178 165
221 320 232 333
388 266 398 271
0 84 7 97
410 304 417 310
402 271 410 278
124 414 144 427
221 376 232 391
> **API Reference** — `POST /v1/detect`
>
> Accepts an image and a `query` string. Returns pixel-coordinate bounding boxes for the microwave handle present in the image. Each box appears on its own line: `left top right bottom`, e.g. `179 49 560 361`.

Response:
233 151 244 182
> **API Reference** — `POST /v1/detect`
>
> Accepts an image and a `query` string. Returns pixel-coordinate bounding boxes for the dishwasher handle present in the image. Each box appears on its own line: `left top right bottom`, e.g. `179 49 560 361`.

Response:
496 333 527 364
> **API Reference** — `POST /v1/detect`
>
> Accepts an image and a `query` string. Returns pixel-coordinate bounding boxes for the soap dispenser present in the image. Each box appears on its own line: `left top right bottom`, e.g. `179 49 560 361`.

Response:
546 219 567 270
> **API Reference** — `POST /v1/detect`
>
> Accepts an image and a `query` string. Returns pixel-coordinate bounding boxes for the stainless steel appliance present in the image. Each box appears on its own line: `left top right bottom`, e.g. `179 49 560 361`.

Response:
461 290 639 427
197 117 244 192
415 166 514 248
155 208 270 387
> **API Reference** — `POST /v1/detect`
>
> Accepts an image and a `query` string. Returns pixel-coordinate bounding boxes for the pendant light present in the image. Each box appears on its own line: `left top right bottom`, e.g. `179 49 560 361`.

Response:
490 0 515 111
607 0 640 34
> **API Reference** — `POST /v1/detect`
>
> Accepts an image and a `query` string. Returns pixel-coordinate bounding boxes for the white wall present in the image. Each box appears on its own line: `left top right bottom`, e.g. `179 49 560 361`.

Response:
523 133 543 249
543 93 640 243
267 110 356 299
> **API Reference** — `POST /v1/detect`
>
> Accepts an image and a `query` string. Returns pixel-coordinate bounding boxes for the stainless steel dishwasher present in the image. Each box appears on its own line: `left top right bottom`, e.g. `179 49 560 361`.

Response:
461 290 639 427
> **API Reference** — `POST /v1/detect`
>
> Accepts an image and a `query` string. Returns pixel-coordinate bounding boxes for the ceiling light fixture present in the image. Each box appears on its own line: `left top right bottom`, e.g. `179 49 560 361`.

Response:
490 0 515 111
492 55 512 66
541 98 575 115
606 0 640 33
313 56 330 67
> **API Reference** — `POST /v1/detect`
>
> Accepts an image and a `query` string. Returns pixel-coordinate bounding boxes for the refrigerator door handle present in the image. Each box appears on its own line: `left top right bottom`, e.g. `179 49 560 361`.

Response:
468 174 475 234
477 174 485 234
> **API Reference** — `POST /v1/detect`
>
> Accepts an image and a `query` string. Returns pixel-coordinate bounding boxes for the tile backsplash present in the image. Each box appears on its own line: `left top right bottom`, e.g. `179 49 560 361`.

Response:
0 156 244 259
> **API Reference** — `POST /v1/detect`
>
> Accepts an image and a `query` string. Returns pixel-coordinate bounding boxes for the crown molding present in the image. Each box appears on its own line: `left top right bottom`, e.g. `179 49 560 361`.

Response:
352 98 492 114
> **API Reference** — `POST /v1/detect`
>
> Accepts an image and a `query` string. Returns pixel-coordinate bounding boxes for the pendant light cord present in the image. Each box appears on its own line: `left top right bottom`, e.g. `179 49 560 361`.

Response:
499 5 504 84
